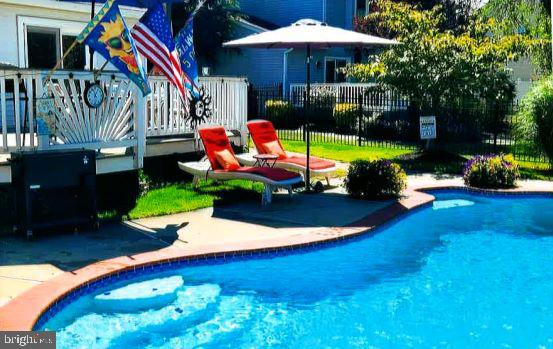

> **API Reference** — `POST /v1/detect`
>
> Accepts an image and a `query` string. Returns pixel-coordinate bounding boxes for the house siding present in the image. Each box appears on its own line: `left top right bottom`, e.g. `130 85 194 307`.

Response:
0 1 142 67
285 47 352 86
325 0 347 28
344 0 355 30
231 0 358 89
240 0 324 27
209 23 284 86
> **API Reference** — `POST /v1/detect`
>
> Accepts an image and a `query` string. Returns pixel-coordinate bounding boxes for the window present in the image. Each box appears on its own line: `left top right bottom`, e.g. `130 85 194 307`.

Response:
27 27 59 69
19 17 89 69
62 35 85 70
325 58 349 83
356 0 369 17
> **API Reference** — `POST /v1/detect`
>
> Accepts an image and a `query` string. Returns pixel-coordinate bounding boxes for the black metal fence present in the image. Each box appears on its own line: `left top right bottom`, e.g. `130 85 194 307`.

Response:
248 83 549 164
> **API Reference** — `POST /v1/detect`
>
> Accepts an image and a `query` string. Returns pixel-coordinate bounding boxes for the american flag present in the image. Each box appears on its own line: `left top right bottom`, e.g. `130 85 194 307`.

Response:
131 2 187 103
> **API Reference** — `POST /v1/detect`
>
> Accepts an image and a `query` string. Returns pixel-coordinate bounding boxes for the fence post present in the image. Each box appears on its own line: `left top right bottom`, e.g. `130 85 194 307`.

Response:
357 92 363 147
303 90 307 142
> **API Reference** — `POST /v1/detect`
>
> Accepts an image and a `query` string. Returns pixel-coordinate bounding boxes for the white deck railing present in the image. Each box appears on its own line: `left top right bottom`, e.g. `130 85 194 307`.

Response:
146 76 248 137
289 82 409 110
0 70 142 158
0 71 249 167
290 83 378 105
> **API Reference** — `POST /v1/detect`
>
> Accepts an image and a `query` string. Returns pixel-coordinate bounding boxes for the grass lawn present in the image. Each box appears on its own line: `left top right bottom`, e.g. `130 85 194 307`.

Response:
517 160 553 180
101 180 263 220
280 140 415 162
280 139 552 180
101 141 550 222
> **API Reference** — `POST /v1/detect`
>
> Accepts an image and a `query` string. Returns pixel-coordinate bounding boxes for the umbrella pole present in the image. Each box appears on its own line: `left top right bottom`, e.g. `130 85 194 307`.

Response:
305 44 311 192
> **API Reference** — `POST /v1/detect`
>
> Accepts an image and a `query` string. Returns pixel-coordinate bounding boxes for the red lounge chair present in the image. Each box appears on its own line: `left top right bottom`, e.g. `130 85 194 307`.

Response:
236 120 337 185
178 126 302 205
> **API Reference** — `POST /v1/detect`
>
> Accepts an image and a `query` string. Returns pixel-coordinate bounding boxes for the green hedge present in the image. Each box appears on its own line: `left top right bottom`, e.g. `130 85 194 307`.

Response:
344 159 407 199
265 100 299 129
517 77 553 165
333 103 358 134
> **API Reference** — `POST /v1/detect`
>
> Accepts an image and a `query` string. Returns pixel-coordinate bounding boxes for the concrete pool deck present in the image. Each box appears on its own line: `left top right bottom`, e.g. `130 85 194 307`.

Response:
0 174 552 330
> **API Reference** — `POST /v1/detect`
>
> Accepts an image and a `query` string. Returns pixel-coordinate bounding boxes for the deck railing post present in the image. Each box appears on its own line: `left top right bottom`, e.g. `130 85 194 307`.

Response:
134 86 146 169
358 92 363 147
0 75 7 152
239 80 249 148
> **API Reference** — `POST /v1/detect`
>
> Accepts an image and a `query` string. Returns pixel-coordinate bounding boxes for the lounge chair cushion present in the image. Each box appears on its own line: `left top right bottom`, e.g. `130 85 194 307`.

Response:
261 140 287 160
281 155 335 170
248 120 336 171
232 167 301 181
214 149 240 171
198 126 236 170
247 120 286 153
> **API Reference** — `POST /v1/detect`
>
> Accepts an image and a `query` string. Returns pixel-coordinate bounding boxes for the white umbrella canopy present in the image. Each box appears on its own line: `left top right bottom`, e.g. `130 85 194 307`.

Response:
224 19 398 191
223 19 399 48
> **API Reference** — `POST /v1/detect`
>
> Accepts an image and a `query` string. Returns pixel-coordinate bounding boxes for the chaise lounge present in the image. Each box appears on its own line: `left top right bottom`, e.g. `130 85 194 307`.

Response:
236 120 337 185
178 126 302 205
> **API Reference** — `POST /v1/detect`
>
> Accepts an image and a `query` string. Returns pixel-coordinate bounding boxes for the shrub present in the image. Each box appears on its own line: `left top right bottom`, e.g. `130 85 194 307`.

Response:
265 100 296 129
463 154 520 189
344 159 407 199
333 103 358 134
517 76 553 165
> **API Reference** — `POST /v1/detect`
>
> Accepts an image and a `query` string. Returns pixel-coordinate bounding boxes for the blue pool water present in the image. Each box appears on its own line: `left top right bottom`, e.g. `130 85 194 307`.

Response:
43 192 553 348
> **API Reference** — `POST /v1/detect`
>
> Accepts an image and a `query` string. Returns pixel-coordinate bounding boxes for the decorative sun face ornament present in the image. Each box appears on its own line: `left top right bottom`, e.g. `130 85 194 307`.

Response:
186 85 212 130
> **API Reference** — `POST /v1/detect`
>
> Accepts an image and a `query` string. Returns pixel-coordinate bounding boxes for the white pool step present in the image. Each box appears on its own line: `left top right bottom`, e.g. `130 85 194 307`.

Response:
93 276 184 312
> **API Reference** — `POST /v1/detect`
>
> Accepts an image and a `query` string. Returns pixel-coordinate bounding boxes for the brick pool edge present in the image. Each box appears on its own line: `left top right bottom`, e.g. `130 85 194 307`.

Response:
0 184 551 331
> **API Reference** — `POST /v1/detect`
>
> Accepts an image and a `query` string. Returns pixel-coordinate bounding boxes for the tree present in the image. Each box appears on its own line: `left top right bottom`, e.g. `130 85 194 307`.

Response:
171 0 242 67
479 0 552 74
517 76 553 166
347 0 533 111
356 0 479 34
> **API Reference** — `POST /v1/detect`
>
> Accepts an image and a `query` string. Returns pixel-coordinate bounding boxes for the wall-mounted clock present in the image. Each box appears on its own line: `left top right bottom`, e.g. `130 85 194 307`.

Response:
84 82 105 109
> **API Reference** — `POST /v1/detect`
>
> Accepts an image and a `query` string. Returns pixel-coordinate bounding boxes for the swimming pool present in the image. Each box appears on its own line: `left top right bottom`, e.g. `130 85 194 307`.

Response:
41 191 553 348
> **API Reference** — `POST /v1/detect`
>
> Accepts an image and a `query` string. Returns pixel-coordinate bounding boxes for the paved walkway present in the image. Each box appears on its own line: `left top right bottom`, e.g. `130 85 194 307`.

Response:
1 174 552 307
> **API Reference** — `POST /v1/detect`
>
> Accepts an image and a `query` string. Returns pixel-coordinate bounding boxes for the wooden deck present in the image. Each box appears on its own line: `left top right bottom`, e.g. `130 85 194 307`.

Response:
0 69 249 184
0 131 244 184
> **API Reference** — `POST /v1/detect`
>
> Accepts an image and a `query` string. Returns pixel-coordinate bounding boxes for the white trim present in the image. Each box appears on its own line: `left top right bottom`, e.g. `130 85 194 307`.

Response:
283 48 293 96
17 16 90 69
323 56 351 83
0 0 145 18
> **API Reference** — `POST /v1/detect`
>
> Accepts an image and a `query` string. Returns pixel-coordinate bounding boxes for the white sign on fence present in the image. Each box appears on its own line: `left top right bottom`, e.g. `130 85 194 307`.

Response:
420 116 437 140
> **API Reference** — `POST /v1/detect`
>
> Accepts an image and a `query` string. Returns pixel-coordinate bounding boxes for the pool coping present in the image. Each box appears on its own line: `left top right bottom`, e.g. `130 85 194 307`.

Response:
1 183 552 331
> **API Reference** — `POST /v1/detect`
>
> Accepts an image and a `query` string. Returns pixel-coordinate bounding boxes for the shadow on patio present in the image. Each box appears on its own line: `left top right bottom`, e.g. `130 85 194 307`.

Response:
0 221 184 271
212 188 393 229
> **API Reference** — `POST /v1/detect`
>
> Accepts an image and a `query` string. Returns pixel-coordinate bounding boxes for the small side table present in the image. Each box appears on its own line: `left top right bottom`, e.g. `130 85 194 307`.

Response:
253 154 278 168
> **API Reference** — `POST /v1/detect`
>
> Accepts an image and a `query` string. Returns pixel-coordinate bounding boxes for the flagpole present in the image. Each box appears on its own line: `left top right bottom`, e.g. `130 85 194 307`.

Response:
93 60 110 79
90 0 96 70
44 40 79 83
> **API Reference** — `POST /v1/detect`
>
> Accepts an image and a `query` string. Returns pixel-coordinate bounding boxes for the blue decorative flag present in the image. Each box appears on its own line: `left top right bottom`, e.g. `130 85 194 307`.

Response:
76 0 151 96
175 17 200 98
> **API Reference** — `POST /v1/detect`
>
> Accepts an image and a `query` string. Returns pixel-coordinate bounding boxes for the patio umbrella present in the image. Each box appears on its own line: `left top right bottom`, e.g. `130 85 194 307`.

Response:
223 19 398 191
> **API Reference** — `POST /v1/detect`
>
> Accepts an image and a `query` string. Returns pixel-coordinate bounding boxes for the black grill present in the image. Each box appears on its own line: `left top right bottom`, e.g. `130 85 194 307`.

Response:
10 149 98 237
